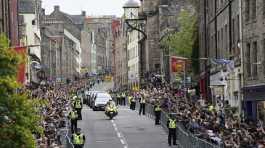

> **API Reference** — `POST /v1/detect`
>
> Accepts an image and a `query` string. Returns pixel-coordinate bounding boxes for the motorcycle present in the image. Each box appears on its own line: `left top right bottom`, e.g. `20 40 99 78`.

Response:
105 106 118 120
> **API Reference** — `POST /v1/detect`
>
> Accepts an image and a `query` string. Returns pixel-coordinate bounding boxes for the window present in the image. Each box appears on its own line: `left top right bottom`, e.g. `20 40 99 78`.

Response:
221 28 223 58
225 24 228 54
252 0 256 20
237 15 240 43
246 43 251 77
253 41 258 77
218 30 220 58
246 0 250 21
232 18 235 48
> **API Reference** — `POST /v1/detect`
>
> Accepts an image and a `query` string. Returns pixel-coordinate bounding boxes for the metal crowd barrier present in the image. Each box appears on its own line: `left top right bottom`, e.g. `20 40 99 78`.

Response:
65 119 74 148
133 102 221 148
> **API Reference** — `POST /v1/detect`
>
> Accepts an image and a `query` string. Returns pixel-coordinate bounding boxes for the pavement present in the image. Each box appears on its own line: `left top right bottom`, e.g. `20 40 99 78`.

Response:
77 82 178 148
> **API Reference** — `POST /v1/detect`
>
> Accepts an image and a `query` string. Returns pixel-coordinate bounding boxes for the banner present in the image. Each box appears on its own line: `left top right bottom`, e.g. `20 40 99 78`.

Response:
14 47 27 84
170 56 185 73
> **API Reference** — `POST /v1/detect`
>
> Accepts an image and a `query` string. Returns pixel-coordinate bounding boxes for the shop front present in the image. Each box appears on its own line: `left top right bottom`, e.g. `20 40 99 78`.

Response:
243 85 265 121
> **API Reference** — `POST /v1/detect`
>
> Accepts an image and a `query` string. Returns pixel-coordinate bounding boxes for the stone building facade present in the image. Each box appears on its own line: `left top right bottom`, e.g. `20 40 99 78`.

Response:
83 20 97 73
112 19 128 90
85 16 114 74
68 11 89 76
140 0 161 75
40 27 58 82
199 0 242 113
18 0 42 84
0 0 19 46
242 0 265 121
41 6 82 82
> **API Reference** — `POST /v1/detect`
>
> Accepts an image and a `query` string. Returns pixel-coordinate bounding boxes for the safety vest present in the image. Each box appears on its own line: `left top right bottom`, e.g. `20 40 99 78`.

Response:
208 105 214 112
155 105 161 111
169 119 176 129
73 133 84 144
69 111 78 120
122 93 126 97
128 96 132 104
75 100 82 109
131 97 136 102
107 104 117 112
140 98 146 104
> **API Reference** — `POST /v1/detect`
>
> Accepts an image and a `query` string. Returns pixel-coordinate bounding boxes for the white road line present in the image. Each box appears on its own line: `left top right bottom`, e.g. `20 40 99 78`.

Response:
111 119 128 147
120 139 125 145
117 132 121 138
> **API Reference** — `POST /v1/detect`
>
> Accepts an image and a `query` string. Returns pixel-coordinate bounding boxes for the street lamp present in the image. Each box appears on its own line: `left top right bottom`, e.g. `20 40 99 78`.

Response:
123 0 147 89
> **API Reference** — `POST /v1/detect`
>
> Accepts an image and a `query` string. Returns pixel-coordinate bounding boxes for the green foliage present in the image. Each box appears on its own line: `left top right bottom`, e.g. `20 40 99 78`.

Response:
161 10 197 58
0 34 43 148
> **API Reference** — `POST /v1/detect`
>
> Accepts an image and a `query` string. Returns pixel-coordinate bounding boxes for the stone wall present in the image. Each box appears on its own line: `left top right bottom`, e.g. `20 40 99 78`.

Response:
242 0 265 86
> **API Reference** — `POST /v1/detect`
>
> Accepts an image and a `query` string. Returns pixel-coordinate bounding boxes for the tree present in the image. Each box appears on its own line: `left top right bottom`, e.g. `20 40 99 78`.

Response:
161 9 197 58
0 34 43 148
161 7 200 76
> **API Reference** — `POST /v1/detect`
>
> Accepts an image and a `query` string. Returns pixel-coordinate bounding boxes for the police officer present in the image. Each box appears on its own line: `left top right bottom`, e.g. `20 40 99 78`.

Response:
68 109 78 133
74 98 83 120
154 100 161 125
167 113 177 146
121 92 126 106
128 95 132 109
117 93 121 105
139 94 146 115
131 94 136 110
72 128 85 148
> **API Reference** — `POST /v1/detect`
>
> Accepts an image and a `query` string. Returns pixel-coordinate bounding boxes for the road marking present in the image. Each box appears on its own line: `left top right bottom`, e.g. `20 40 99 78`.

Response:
111 119 128 147
117 132 121 138
120 139 125 145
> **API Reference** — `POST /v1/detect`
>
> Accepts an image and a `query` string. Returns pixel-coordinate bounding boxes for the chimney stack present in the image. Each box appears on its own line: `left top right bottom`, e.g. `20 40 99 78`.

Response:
41 8 45 15
54 5 60 11
82 11 86 16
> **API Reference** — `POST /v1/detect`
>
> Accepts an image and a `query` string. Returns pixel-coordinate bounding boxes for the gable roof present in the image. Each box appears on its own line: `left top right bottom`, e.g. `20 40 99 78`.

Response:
69 15 85 25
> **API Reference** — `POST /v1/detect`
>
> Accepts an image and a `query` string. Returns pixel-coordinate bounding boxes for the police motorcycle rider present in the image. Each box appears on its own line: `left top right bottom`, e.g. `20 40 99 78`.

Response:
105 98 118 119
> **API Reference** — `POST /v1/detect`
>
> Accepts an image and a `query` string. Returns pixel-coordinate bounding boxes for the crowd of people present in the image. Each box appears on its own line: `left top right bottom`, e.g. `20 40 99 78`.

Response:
119 82 265 148
22 75 265 147
25 79 88 148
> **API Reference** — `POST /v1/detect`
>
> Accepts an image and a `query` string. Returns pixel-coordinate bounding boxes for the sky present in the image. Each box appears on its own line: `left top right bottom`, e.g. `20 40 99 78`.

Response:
42 0 126 16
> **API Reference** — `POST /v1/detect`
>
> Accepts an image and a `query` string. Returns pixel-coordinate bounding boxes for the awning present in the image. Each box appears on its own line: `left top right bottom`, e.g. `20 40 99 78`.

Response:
242 84 265 91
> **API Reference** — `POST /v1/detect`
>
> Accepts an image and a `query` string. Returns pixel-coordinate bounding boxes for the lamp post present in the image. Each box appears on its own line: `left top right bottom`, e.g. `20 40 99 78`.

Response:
123 0 147 89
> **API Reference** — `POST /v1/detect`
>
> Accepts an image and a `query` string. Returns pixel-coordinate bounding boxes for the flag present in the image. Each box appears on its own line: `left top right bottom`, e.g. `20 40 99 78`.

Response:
210 58 235 73
211 59 231 65
171 56 185 73
14 47 27 84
